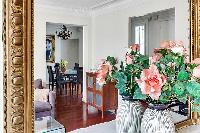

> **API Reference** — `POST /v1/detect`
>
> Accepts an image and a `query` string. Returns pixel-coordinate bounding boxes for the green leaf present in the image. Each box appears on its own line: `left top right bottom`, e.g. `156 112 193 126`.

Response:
113 72 128 95
191 99 200 113
177 96 188 104
106 56 117 66
177 70 188 81
133 86 147 100
173 82 185 96
186 81 200 97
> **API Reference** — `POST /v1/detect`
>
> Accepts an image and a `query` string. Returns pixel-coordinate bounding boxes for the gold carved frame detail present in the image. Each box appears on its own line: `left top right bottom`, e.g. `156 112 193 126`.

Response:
190 0 200 60
3 0 33 132
2 0 200 132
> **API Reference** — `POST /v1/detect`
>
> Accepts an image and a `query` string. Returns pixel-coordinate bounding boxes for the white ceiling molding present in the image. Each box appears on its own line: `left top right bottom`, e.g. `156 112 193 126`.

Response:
35 0 155 17
90 0 122 10
34 0 133 17
92 0 151 16
34 3 92 17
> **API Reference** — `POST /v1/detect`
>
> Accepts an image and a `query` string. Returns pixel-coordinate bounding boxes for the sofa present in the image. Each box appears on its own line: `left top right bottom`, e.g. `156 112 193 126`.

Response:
34 79 56 118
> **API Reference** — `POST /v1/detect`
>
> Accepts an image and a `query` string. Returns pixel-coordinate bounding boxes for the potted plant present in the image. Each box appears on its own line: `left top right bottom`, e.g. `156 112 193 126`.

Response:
138 41 194 133
111 44 149 133
96 56 118 86
60 59 68 72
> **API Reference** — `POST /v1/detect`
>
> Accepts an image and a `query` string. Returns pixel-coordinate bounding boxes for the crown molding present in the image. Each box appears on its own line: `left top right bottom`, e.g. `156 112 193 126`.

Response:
91 0 122 10
34 2 92 17
91 0 148 16
34 0 134 17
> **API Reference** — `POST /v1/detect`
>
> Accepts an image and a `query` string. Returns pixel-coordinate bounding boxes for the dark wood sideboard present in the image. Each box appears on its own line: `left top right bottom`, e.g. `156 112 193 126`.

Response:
86 72 118 118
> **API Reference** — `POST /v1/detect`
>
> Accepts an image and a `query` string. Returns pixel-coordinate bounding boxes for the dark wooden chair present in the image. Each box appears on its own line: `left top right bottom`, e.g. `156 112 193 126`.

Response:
71 67 83 96
47 66 56 91
55 68 69 95
54 63 60 70
74 63 79 68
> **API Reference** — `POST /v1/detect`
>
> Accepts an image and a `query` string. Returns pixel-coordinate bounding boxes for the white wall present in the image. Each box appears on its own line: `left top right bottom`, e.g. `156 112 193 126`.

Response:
92 0 189 67
78 27 83 66
61 39 79 69
34 3 92 102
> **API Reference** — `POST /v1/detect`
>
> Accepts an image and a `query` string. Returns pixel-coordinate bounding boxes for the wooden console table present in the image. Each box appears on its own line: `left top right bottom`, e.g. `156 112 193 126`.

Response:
86 72 118 118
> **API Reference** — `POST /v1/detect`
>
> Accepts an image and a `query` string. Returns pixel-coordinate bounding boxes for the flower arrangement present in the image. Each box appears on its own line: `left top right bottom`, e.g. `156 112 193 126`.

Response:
136 41 200 106
96 56 118 85
101 41 200 110
60 59 68 72
112 44 149 98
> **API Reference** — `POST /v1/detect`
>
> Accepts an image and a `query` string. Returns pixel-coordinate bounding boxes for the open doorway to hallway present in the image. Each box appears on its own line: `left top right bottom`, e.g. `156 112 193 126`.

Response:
46 22 83 97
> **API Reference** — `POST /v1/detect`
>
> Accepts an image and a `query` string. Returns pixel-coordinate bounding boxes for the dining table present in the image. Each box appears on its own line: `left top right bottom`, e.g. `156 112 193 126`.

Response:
61 69 77 82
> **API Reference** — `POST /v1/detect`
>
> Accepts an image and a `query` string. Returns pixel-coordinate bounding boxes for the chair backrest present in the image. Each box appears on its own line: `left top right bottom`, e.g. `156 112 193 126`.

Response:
74 63 79 70
54 63 60 69
47 66 54 82
34 79 43 89
55 67 64 82
76 67 83 83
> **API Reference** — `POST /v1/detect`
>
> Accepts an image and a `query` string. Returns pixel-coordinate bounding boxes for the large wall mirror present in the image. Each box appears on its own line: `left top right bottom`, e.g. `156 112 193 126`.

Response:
3 0 200 132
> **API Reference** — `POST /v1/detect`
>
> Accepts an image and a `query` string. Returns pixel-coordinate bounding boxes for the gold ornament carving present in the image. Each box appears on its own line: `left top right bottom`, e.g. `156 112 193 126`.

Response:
190 0 200 60
3 0 33 132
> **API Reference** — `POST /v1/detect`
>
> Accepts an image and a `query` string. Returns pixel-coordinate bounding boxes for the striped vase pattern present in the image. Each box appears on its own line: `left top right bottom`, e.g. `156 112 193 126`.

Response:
116 100 145 133
141 108 175 133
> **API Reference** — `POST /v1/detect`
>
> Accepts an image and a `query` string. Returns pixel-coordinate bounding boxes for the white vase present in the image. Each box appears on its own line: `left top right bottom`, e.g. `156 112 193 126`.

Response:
141 106 175 133
116 99 145 133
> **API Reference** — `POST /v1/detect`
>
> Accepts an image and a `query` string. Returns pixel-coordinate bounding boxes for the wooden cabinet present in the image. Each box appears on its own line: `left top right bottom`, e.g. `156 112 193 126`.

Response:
86 72 118 118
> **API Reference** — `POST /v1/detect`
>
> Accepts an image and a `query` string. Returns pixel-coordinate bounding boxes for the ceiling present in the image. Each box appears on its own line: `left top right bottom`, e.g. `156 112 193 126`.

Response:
36 0 124 10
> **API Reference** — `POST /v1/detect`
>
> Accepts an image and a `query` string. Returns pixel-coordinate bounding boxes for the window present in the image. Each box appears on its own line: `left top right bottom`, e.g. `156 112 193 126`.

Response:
130 8 175 56
135 25 145 55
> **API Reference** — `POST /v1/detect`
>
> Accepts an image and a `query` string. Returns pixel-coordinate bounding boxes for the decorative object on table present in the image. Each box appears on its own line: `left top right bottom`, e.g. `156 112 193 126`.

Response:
46 35 55 63
116 98 146 133
138 41 200 133
56 25 72 40
110 44 149 133
60 59 68 72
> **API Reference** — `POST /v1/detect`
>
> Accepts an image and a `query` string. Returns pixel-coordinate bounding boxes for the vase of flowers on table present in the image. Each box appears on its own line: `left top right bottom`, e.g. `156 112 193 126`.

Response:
110 44 149 133
60 59 68 72
138 41 199 133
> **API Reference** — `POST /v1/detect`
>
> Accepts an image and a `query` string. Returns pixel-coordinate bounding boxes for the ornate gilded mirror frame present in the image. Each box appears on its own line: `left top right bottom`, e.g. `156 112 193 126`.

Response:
2 0 200 132
3 0 33 132
190 0 200 60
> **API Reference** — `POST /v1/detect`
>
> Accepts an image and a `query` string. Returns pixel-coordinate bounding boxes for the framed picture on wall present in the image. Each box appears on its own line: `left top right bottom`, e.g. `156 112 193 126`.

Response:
46 35 55 63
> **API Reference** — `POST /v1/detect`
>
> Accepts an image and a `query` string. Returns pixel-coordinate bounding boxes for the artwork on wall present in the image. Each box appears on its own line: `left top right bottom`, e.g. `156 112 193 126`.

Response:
46 35 55 62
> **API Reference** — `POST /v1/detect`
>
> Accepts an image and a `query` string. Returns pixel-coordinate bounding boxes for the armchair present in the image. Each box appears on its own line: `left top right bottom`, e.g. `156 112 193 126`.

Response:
34 79 56 119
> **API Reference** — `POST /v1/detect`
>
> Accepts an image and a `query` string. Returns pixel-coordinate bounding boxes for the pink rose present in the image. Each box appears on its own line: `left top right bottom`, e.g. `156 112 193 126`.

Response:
126 54 133 64
193 65 200 78
150 53 162 64
137 64 166 100
192 58 200 65
96 62 111 85
160 41 185 55
130 44 140 52
160 41 170 48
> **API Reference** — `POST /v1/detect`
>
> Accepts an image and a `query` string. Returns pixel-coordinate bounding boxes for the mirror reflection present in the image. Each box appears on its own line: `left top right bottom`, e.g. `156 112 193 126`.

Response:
34 0 190 132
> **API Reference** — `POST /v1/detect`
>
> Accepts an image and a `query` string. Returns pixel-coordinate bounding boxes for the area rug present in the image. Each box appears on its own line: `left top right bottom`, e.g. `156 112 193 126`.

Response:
69 119 200 133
